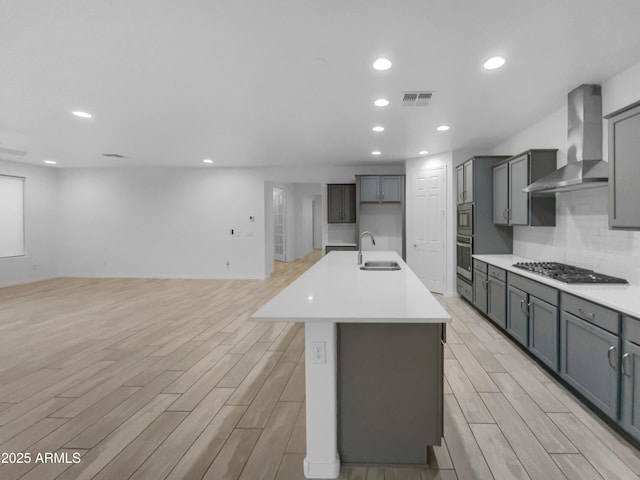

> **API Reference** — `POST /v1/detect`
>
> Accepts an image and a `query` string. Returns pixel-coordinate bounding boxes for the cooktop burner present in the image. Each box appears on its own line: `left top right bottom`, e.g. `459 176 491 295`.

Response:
513 262 628 284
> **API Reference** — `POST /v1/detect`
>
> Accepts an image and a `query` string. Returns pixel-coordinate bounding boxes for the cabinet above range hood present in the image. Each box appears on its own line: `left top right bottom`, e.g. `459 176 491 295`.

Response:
524 84 608 193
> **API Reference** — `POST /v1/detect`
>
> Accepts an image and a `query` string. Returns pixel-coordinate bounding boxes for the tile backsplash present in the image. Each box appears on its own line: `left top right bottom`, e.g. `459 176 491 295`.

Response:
327 223 357 244
514 187 640 285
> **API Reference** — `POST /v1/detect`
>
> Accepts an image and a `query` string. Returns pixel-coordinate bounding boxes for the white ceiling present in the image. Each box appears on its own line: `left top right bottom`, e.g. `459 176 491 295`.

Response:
2 0 640 168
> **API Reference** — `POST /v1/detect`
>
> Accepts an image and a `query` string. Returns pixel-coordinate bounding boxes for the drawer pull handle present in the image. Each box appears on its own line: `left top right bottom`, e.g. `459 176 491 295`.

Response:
622 353 631 376
578 307 595 320
607 345 616 369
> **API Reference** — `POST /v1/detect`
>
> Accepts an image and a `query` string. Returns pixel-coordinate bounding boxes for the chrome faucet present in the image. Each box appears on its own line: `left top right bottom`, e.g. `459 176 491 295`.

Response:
358 231 376 265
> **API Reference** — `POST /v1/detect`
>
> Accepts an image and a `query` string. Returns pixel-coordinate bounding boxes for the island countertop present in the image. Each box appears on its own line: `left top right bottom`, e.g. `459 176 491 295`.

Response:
253 251 450 323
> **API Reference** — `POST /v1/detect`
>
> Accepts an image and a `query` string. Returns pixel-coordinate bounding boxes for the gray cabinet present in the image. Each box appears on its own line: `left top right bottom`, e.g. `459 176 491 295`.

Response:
487 267 506 328
560 310 619 419
493 163 509 225
327 184 356 223
606 101 640 229
493 150 557 226
456 159 474 205
506 273 559 369
359 176 403 203
473 270 488 314
621 316 640 440
507 284 528 346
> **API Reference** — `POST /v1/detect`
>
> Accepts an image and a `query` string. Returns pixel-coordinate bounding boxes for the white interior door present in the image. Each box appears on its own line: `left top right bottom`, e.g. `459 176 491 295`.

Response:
407 166 446 293
274 187 286 262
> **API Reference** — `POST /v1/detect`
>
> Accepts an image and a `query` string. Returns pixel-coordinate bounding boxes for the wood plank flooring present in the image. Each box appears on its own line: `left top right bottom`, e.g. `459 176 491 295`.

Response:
0 251 638 479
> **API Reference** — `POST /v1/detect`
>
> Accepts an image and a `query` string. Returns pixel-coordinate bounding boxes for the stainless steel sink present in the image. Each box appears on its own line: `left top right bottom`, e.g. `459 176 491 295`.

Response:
360 260 401 271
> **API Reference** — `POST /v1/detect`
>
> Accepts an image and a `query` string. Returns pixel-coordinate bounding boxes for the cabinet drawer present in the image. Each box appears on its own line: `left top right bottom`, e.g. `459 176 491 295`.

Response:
507 272 559 306
488 265 506 282
457 277 472 303
474 260 488 274
561 293 619 335
623 315 640 346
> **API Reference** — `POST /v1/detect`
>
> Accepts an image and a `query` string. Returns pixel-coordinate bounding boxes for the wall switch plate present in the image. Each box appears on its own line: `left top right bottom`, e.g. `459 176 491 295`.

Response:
311 341 326 364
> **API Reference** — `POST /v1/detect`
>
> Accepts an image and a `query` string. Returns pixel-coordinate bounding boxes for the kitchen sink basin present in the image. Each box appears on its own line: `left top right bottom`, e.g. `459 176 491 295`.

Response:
360 260 401 271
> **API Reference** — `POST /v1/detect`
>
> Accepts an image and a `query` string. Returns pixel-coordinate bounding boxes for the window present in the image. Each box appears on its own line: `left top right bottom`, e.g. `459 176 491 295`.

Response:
0 175 25 258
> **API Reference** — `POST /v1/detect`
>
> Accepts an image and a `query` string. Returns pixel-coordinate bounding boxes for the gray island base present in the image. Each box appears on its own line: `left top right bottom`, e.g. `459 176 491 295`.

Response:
338 322 444 465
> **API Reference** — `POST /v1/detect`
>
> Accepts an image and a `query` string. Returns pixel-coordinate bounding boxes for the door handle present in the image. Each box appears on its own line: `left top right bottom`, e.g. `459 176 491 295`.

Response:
520 299 527 315
503 208 508 220
413 244 418 248
607 345 616 369
482 280 488 290
526 302 532 317
622 353 631 376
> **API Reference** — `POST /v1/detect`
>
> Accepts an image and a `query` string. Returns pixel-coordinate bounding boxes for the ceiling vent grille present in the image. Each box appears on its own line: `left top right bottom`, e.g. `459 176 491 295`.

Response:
102 153 128 158
0 146 28 156
402 91 432 107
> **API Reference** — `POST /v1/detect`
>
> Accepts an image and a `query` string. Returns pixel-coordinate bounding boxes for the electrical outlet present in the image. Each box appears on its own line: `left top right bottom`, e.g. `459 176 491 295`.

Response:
311 341 326 364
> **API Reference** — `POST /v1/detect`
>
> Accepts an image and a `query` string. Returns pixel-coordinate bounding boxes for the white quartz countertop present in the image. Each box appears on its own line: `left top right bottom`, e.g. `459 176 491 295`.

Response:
253 251 450 323
473 254 640 319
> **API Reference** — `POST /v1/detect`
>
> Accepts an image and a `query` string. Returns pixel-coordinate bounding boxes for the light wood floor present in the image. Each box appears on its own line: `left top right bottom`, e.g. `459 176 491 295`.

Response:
0 250 638 480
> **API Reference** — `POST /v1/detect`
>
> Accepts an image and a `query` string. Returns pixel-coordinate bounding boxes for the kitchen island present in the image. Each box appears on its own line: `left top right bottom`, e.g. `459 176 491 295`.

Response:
252 251 450 479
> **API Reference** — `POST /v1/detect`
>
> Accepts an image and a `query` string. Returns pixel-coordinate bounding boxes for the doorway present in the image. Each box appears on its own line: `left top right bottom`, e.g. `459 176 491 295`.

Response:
407 166 447 293
273 187 287 262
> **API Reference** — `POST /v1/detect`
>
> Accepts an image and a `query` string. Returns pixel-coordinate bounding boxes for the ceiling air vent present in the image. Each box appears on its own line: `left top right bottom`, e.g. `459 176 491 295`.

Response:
0 146 28 156
402 91 432 107
102 153 128 159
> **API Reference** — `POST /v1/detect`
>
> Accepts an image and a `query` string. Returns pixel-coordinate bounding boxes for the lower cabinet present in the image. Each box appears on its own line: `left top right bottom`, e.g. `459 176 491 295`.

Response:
621 316 640 440
528 297 559 371
473 270 488 314
507 285 528 346
487 275 506 328
560 311 619 419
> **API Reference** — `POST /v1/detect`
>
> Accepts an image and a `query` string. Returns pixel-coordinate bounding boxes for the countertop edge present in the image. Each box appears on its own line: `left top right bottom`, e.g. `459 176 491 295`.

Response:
473 254 640 319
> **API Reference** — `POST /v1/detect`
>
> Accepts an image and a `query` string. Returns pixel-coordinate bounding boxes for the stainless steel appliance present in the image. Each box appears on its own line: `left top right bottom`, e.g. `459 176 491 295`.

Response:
456 235 473 281
457 204 473 236
513 262 628 284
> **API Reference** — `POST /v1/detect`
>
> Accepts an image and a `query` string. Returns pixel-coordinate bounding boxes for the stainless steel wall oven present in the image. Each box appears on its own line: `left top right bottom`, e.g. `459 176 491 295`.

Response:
456 235 473 281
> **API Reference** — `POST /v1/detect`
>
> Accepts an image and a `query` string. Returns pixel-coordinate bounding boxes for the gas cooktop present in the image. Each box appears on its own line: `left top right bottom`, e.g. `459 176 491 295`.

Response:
513 262 628 284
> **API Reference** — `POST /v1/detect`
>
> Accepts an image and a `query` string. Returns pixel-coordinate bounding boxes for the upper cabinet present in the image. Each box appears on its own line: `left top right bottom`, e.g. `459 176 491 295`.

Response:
359 175 403 203
493 150 557 226
456 159 474 204
327 184 356 223
606 101 640 229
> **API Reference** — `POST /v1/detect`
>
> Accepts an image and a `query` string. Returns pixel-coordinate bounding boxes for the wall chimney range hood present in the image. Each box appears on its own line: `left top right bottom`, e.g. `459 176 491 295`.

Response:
524 84 608 193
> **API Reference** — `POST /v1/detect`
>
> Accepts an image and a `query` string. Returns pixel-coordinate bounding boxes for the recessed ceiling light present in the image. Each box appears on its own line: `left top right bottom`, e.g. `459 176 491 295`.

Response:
203 159 214 164
72 111 92 118
371 151 381 156
372 58 392 71
419 151 429 155
374 98 389 107
483 56 505 70
437 125 450 132
372 126 385 132
43 160 57 165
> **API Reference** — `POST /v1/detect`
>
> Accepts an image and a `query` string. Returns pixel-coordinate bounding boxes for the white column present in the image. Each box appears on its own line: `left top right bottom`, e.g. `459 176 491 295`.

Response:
303 321 340 479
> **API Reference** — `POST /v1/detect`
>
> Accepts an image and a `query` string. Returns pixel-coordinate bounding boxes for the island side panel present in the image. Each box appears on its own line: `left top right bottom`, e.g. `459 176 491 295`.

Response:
303 321 341 479
337 322 443 465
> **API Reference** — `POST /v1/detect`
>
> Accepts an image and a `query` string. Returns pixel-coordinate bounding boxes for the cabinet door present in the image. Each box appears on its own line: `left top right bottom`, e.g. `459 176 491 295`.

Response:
507 285 528 346
621 340 640 441
473 271 488 314
380 176 402 202
360 176 380 202
463 160 474 203
560 311 619 419
609 105 640 228
493 163 509 225
327 185 343 223
342 185 356 223
456 165 464 205
508 154 529 225
487 278 506 328
528 297 559 371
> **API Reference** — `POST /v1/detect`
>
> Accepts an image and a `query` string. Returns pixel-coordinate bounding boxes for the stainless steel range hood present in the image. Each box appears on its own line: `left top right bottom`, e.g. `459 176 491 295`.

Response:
524 84 608 193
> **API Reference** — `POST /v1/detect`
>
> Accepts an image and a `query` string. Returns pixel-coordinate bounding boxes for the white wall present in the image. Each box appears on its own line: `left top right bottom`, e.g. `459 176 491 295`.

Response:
489 60 640 285
57 168 267 279
405 152 455 295
0 159 59 287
